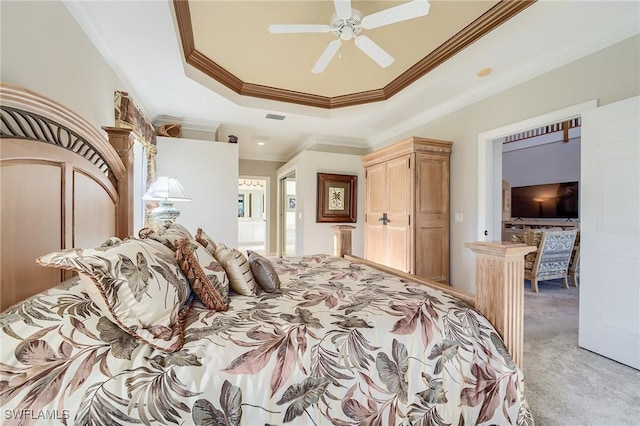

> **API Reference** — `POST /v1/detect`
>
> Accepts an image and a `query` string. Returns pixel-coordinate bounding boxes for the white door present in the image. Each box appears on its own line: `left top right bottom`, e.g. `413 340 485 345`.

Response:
579 96 639 369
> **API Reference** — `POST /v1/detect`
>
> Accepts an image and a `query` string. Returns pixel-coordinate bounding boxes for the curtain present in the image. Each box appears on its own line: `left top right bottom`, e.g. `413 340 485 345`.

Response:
114 91 158 228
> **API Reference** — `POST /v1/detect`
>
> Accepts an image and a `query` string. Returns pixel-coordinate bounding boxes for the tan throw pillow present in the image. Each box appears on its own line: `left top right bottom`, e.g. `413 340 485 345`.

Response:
214 244 258 296
247 250 281 293
511 234 525 244
175 239 228 311
195 228 217 257
523 229 543 262
524 229 543 247
139 222 193 252
37 238 191 353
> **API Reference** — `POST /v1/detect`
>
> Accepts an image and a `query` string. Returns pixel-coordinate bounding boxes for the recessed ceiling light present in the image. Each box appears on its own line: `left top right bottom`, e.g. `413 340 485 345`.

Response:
476 67 492 77
257 142 265 146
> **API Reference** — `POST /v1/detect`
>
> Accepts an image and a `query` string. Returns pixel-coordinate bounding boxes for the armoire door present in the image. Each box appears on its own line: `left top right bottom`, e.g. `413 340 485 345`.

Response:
414 154 449 282
364 162 387 266
385 155 412 272
364 155 412 272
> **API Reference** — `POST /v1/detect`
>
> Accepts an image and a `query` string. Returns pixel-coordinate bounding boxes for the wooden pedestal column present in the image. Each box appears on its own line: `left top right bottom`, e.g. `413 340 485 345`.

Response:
332 225 356 257
103 127 136 239
465 242 536 369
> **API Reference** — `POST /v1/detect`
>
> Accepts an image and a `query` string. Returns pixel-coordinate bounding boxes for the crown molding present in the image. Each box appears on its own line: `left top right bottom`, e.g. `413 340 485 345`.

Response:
285 134 368 161
306 135 369 148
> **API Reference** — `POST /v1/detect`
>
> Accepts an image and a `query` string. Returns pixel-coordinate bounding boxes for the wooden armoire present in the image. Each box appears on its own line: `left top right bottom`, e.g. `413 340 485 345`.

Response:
362 137 452 283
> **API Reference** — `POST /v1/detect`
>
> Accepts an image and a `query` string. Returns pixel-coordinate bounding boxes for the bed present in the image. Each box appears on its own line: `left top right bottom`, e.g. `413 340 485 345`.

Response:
0 83 534 425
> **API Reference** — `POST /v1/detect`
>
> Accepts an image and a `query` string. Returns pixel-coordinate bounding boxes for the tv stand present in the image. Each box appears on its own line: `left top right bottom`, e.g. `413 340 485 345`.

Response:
502 219 579 242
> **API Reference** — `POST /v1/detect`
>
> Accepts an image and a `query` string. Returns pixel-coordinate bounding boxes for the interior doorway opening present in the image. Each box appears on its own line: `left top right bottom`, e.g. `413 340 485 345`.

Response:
477 100 596 241
237 177 268 254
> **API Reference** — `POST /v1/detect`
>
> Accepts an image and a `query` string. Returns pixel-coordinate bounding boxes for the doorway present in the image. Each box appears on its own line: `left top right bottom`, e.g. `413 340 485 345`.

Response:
478 98 640 369
477 100 596 241
237 177 268 254
279 171 296 256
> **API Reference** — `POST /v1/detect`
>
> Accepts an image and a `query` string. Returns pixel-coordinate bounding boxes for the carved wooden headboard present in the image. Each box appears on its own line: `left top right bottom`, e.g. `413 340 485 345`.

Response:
0 83 134 311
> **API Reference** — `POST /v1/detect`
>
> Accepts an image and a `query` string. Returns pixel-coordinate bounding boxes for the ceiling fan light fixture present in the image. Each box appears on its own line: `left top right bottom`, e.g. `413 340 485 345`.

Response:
330 9 362 40
340 26 354 41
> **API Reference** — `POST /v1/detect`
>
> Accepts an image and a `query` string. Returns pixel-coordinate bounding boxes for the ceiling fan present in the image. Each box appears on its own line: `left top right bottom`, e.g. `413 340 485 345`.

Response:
268 0 431 73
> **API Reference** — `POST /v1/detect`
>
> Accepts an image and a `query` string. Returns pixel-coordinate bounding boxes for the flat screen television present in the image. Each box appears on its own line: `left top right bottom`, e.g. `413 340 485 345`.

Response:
510 181 579 219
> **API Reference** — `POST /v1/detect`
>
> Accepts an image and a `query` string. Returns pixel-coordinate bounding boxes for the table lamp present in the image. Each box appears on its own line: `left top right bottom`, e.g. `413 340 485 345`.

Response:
143 176 191 222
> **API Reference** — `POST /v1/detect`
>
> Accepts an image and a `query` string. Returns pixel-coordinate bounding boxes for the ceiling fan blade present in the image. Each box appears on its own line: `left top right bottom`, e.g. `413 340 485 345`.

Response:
354 36 394 68
334 0 352 19
361 0 430 29
312 40 342 74
268 24 331 34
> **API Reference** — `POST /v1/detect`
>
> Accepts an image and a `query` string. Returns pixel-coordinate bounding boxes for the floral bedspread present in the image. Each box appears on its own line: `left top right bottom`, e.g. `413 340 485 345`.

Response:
0 255 533 425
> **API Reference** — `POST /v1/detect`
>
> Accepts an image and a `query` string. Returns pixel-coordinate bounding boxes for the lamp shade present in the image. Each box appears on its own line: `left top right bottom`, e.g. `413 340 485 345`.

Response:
143 177 191 202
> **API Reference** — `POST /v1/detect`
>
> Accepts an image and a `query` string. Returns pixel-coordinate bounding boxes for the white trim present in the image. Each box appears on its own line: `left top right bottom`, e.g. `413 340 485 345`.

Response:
477 100 598 241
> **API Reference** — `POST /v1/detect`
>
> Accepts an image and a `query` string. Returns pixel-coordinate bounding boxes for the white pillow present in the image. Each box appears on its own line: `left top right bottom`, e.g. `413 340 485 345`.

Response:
37 238 191 352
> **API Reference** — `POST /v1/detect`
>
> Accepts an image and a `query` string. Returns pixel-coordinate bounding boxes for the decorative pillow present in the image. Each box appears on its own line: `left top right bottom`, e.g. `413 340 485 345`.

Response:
214 244 258 296
247 250 281 293
175 238 229 310
37 238 191 352
195 228 217 256
139 222 193 252
511 234 525 244
523 229 543 263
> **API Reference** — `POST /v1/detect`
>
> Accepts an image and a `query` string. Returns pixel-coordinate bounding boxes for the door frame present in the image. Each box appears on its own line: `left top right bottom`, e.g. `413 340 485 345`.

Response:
477 99 598 241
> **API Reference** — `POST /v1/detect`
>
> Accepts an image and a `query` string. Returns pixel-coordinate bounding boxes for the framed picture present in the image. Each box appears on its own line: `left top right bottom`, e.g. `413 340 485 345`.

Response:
286 196 296 211
316 173 357 223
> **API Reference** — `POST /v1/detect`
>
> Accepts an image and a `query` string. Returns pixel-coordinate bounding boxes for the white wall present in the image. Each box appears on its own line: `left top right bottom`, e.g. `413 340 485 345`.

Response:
503 138 581 187
278 151 365 257
0 1 125 134
156 137 239 247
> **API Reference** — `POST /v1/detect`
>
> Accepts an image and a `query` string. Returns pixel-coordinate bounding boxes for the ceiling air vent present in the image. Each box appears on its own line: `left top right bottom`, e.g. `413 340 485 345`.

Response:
265 113 286 121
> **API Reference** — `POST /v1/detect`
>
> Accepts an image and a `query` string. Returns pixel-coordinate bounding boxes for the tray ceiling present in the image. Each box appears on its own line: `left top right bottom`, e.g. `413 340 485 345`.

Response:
174 0 534 108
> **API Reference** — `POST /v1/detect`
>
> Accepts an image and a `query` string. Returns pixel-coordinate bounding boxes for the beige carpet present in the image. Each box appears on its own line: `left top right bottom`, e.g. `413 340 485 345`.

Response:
523 280 640 425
